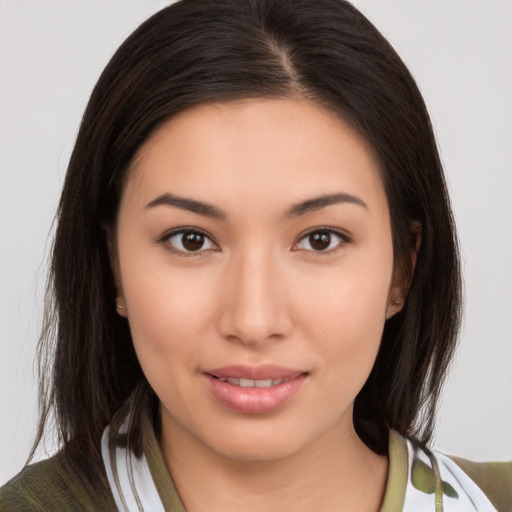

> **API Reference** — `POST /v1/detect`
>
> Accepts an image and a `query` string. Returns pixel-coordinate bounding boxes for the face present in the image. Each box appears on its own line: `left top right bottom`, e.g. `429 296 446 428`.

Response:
115 99 401 462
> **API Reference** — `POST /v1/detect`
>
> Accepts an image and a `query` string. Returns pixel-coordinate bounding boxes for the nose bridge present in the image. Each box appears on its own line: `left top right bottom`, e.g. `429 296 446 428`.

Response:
218 244 290 345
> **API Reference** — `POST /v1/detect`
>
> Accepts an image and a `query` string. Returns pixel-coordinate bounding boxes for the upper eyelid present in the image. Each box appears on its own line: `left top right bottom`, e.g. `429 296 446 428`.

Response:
158 227 216 243
296 226 352 242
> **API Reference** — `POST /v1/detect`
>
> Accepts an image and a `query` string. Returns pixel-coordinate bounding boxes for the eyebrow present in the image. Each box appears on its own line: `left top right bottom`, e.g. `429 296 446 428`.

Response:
145 193 227 219
284 193 368 219
144 192 367 220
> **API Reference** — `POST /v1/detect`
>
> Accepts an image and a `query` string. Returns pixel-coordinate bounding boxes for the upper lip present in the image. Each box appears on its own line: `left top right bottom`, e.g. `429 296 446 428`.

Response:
205 364 306 381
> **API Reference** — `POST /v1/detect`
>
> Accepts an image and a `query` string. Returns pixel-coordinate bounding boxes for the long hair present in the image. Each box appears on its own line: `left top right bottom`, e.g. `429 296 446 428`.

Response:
31 0 461 487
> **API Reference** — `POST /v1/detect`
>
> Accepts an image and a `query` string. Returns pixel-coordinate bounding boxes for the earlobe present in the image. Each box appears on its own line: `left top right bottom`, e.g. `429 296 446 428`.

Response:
115 297 127 317
386 221 422 320
113 272 127 317
111 258 127 317
386 297 403 320
104 225 127 317
108 238 127 317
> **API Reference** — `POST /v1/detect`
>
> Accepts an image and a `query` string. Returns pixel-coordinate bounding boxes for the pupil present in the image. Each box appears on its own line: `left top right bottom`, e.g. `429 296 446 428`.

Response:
183 232 204 251
310 231 331 251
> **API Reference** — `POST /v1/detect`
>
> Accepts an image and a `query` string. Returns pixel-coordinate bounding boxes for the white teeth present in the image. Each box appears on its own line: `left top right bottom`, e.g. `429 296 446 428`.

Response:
255 379 273 388
218 377 284 388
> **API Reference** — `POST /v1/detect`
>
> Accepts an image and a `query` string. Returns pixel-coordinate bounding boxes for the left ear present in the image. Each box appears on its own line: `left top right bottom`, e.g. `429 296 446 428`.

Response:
386 221 422 319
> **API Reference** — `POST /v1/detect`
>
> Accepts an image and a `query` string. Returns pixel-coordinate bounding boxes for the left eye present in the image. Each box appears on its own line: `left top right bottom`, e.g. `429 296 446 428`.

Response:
295 229 348 252
164 230 217 253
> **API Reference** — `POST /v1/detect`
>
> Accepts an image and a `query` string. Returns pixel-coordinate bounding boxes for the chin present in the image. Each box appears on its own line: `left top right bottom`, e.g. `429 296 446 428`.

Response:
211 433 307 463
199 415 329 463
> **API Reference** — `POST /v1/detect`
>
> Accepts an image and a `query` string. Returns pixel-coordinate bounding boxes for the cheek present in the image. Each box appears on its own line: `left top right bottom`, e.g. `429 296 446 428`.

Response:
121 268 218 408
301 255 392 330
296 252 393 379
122 267 216 358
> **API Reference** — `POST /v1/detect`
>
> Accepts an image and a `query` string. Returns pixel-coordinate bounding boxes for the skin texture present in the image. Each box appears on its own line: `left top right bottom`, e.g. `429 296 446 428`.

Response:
115 99 405 511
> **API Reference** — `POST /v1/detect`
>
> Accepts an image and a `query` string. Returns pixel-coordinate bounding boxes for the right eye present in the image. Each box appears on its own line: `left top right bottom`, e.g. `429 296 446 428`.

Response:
161 229 218 255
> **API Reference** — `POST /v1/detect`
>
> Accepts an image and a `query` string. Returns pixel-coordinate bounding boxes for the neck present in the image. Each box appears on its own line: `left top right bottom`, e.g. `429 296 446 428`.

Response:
159 413 388 512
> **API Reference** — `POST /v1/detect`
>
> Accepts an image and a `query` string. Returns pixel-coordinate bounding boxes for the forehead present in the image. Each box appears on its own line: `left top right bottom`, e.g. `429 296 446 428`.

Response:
123 98 387 216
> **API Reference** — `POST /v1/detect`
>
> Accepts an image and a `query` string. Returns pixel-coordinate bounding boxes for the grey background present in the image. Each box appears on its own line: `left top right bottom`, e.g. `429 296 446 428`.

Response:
1 0 511 486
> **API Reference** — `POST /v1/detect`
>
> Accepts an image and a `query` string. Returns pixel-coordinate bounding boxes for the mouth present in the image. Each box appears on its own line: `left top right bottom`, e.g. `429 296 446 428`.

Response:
204 365 308 414
212 376 290 388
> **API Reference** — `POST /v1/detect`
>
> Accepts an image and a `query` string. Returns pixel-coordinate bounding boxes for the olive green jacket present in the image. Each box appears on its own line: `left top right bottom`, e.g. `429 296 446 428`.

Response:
1 424 511 511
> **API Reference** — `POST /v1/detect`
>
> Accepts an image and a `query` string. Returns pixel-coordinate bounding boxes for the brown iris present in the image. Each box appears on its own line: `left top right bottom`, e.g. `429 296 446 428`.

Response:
309 231 332 251
182 232 205 251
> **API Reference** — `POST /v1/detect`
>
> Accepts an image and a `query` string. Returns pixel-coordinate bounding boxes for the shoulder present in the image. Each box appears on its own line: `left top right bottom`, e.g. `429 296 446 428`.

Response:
448 455 512 512
393 433 512 512
0 452 117 511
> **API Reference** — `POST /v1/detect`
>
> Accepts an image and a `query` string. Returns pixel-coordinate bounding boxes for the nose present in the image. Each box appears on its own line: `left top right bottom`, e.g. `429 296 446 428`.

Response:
217 250 293 346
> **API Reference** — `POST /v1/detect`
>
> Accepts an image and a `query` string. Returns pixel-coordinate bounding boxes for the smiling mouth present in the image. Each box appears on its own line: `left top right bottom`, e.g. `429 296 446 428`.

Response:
205 364 307 385
204 365 308 414
211 376 291 388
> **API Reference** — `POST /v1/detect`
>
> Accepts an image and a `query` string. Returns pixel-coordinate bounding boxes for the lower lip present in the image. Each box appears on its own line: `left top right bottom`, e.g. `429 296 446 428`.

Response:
205 374 307 415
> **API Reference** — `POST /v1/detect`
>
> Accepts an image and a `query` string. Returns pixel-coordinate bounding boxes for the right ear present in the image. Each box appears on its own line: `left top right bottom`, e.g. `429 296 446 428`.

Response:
104 221 128 317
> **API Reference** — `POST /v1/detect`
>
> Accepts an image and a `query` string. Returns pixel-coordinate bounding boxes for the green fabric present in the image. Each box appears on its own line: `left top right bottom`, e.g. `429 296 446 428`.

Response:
380 430 408 512
410 458 458 498
2 427 511 511
450 456 512 512
0 451 117 511
141 410 187 512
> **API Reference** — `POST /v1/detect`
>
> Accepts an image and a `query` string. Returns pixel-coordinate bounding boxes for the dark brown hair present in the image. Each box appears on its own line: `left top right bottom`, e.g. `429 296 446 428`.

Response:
32 0 461 487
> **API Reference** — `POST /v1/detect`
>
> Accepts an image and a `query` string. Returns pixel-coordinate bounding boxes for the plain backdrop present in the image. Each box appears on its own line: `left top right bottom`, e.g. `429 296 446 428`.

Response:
1 0 511 486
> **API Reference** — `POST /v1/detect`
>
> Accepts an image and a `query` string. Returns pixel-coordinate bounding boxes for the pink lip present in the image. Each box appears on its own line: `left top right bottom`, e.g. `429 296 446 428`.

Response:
204 364 308 415
206 364 304 381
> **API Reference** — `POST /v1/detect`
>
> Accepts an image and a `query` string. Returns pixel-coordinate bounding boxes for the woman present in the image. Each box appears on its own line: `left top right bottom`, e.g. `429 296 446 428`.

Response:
1 0 510 510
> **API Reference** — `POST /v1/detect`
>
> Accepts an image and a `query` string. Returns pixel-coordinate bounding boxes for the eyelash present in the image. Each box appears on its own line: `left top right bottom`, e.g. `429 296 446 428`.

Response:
158 227 351 257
